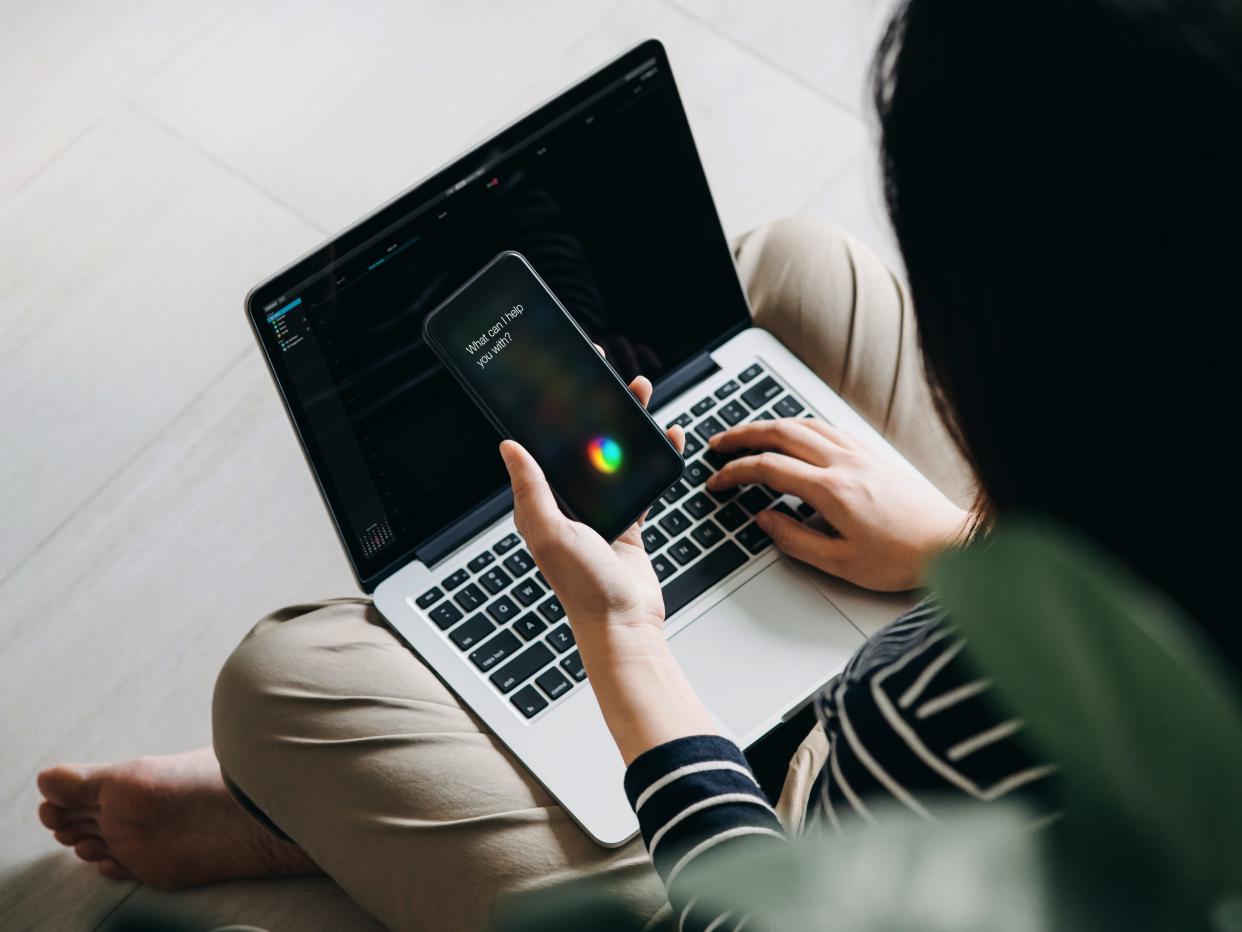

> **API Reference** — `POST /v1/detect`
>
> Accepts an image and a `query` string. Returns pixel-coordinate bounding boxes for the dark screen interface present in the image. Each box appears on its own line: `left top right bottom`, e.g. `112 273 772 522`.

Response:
427 253 682 539
253 52 749 582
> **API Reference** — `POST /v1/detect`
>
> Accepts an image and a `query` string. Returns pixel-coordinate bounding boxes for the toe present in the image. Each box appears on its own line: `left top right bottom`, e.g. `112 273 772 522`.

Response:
38 764 104 808
73 838 110 863
39 801 100 830
54 821 102 846
97 859 133 882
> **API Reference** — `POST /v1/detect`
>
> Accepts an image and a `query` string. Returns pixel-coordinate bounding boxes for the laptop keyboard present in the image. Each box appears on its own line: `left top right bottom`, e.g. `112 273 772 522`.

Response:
407 361 821 722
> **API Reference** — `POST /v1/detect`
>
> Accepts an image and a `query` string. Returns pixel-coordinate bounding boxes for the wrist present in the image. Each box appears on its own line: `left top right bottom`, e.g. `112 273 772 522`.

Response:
572 612 669 664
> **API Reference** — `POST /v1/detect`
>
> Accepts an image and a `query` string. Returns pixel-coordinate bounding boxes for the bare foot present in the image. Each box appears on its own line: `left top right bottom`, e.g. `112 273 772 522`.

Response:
36 747 320 889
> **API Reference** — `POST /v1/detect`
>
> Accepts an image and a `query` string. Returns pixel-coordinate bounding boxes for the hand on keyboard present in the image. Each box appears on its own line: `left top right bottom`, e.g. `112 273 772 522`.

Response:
499 375 686 640
705 418 970 591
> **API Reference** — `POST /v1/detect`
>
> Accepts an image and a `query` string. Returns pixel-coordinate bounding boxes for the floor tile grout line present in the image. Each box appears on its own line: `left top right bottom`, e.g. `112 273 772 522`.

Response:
89 882 141 932
125 99 330 236
0 4 235 216
659 0 866 120
0 348 254 597
124 1 239 107
0 102 123 214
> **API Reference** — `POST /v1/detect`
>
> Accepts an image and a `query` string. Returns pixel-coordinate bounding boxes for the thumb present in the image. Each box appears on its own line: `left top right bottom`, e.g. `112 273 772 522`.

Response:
499 440 564 543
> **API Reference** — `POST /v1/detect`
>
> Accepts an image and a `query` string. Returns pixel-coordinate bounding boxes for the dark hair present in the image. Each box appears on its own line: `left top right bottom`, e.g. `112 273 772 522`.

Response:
874 0 1240 658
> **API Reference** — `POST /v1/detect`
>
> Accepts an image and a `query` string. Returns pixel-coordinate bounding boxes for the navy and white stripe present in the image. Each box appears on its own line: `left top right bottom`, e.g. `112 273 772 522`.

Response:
623 602 1053 931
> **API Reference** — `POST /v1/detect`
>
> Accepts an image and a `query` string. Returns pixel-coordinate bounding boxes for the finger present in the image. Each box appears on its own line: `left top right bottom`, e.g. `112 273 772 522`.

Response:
709 419 838 466
754 510 850 575
593 342 606 357
499 441 566 545
666 424 685 455
796 417 864 450
628 375 653 408
706 451 824 499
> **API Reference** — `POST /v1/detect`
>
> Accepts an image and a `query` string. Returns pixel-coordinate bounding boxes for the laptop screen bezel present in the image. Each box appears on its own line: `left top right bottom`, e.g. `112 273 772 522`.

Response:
245 39 751 592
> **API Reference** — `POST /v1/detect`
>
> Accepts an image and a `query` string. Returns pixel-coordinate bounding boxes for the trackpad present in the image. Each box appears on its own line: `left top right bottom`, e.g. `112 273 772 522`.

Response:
669 560 864 744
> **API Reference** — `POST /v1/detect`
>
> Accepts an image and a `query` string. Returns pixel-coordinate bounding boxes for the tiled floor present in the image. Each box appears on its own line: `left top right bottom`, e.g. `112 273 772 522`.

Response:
0 1 899 929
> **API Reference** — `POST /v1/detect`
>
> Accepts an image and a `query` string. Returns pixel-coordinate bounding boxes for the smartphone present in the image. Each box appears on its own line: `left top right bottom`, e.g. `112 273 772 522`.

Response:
422 251 685 541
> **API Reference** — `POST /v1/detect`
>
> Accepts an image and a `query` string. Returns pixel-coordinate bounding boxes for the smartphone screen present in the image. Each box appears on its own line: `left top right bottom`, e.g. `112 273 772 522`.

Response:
423 252 685 540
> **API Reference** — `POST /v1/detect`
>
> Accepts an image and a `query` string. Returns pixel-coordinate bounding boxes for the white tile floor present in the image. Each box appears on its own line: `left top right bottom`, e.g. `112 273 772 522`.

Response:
0 1 899 928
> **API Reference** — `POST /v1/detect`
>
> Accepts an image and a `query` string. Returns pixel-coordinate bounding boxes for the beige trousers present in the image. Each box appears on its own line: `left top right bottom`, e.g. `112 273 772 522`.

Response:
212 220 973 932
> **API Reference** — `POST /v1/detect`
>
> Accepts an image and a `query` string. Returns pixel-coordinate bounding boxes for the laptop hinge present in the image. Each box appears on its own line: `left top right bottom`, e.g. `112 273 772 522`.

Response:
415 487 515 569
650 350 720 411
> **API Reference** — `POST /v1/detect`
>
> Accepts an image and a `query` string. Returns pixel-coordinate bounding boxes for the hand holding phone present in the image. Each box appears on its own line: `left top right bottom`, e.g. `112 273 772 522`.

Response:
422 252 684 540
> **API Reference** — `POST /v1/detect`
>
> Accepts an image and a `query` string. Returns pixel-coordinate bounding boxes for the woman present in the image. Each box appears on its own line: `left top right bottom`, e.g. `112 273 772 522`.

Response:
36 0 1238 929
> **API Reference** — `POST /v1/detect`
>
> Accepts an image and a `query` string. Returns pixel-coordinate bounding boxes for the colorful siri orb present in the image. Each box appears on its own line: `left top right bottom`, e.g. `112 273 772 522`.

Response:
587 436 622 473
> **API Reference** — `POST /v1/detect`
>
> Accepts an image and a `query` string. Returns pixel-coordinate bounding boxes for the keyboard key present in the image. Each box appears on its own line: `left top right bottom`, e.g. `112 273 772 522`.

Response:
646 498 666 519
691 519 725 550
718 400 749 426
703 447 741 471
662 480 689 504
560 651 587 682
683 460 712 487
681 433 704 458
469 629 520 671
479 566 513 595
658 508 691 536
442 569 470 591
545 624 575 653
503 549 535 577
668 537 702 566
511 685 548 719
494 533 521 555
467 551 495 573
449 613 494 649
694 416 727 441
537 596 565 623
453 583 486 611
773 501 799 520
642 526 669 554
536 667 573 700
714 380 740 399
651 553 677 581
739 486 775 515
535 570 547 586
752 411 775 422
489 642 555 692
662 541 747 617
683 492 715 520
709 485 739 503
716 502 748 531
512 577 545 606
667 412 692 429
796 502 816 519
415 587 443 609
690 396 716 416
741 376 782 410
739 363 764 383
428 601 463 630
737 522 773 554
486 595 519 624
774 395 805 417
513 612 548 640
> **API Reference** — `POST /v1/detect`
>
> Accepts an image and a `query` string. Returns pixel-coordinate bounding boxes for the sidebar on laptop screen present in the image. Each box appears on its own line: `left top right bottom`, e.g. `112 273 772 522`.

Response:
253 54 750 585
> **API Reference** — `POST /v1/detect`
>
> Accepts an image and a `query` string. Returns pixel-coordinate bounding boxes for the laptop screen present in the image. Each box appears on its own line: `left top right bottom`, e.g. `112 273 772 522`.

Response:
247 41 751 589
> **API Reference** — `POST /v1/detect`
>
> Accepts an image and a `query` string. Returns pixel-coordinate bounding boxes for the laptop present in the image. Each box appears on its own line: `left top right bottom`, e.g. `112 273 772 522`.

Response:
246 39 921 846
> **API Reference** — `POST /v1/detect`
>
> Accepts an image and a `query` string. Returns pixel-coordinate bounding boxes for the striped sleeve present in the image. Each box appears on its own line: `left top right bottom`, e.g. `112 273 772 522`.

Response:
623 735 786 932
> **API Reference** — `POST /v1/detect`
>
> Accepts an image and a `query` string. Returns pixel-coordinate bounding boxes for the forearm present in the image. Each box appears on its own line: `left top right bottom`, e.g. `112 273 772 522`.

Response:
573 621 718 766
